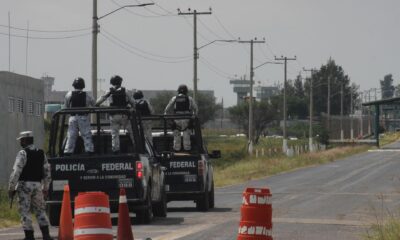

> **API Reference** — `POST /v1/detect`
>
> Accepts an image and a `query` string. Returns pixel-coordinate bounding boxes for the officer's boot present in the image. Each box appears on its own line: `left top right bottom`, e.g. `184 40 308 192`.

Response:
23 230 35 240
40 226 54 240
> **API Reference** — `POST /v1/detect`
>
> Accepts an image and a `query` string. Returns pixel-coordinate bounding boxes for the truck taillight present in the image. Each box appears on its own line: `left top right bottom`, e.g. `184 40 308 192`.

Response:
136 161 143 179
198 160 205 176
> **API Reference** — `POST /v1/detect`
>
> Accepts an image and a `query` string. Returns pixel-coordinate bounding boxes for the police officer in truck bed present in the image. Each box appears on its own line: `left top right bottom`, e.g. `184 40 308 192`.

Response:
64 77 95 155
164 84 198 152
96 75 136 153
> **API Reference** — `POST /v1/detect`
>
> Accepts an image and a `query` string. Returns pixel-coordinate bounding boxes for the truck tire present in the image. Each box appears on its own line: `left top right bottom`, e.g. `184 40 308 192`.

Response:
208 182 215 209
136 188 153 224
152 188 167 217
196 185 210 212
47 204 61 226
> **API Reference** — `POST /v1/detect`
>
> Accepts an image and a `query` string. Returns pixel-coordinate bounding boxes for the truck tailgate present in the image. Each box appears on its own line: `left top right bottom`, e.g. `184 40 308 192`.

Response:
162 153 201 192
48 155 141 201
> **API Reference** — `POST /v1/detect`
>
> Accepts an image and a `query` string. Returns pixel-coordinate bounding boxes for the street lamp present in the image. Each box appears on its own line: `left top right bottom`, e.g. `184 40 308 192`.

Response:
198 39 237 50
92 1 154 101
194 39 236 102
248 60 282 154
303 68 317 152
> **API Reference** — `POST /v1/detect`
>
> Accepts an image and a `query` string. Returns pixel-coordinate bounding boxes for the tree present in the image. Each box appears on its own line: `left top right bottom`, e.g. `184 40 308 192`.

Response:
294 73 305 98
228 100 278 144
380 74 395 99
150 91 220 126
303 58 357 116
272 77 308 119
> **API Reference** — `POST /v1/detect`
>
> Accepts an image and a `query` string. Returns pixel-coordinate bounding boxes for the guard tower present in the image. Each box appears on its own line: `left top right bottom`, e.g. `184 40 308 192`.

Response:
230 75 253 105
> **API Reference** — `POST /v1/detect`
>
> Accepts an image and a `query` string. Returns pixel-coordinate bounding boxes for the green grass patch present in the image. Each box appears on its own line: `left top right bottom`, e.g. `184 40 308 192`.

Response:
0 188 20 228
364 218 400 240
207 132 400 187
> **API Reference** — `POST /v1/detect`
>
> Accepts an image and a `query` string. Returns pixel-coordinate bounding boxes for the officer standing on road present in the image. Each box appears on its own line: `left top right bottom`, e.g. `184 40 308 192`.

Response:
8 131 53 240
164 84 198 152
64 77 95 155
133 90 154 143
96 75 136 153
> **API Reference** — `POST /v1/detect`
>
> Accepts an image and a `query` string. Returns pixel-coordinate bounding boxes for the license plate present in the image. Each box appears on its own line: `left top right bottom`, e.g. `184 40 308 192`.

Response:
184 175 197 183
118 178 134 188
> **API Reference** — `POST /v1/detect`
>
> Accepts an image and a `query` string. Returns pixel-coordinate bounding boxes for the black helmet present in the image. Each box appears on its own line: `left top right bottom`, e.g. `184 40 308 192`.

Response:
72 77 85 89
110 75 123 86
177 84 188 94
133 90 144 100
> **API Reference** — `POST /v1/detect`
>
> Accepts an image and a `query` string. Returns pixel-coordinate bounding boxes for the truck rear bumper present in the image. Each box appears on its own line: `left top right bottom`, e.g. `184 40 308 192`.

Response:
166 191 205 201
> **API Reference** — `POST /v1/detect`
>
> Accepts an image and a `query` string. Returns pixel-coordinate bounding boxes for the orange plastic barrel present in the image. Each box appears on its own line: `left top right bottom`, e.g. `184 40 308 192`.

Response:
237 188 273 240
74 192 113 240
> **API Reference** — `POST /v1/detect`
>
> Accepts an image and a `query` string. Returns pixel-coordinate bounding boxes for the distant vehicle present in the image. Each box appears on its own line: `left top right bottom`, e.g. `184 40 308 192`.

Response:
143 114 221 211
289 137 298 140
46 107 167 225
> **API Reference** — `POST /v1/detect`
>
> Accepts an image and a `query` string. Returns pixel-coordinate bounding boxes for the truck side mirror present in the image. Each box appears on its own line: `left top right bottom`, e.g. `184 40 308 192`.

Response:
209 150 221 159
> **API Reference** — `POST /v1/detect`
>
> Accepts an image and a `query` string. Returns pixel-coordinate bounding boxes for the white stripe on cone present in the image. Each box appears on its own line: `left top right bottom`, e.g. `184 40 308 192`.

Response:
74 207 110 215
74 228 113 236
119 195 127 203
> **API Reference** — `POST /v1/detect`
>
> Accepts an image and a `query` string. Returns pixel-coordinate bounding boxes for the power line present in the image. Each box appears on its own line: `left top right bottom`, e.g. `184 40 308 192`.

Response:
110 0 174 18
0 31 91 39
102 28 191 60
197 18 226 40
0 23 91 33
257 44 273 61
199 56 232 78
213 14 236 39
100 32 191 64
133 0 175 17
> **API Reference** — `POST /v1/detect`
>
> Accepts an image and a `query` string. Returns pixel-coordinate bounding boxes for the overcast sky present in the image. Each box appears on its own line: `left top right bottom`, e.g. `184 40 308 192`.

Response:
1 0 399 106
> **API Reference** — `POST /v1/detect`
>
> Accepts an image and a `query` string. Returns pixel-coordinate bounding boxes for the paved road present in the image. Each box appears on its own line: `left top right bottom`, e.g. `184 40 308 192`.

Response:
1 143 400 239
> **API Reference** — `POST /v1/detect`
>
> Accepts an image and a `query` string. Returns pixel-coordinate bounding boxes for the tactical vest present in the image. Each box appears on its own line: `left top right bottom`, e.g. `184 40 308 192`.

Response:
110 87 127 107
136 99 151 116
19 148 45 182
174 95 190 113
70 91 86 107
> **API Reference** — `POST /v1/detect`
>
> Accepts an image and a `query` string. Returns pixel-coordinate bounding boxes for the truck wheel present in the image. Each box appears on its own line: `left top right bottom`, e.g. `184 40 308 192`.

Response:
209 182 215 209
137 188 153 224
196 186 210 212
152 188 167 217
47 204 61 226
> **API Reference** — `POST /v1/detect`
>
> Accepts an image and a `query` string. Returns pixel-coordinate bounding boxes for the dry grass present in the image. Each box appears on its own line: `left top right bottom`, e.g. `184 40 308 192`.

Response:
213 145 369 187
0 188 20 228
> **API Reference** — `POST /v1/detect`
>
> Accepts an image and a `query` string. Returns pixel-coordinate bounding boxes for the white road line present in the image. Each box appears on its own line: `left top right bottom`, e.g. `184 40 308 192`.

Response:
151 224 212 240
274 217 370 226
368 149 400 152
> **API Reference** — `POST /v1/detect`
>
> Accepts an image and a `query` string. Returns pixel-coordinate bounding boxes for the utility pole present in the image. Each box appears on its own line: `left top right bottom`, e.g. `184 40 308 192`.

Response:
275 55 297 154
25 21 29 75
368 89 371 135
327 75 331 132
350 90 354 140
340 81 344 140
178 8 212 102
92 1 153 101
8 12 11 72
360 92 364 137
303 68 316 152
92 0 98 101
239 38 265 154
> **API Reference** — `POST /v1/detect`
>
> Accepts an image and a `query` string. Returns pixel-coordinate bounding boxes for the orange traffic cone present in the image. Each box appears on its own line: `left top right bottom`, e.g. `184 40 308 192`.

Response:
117 188 134 240
58 184 74 240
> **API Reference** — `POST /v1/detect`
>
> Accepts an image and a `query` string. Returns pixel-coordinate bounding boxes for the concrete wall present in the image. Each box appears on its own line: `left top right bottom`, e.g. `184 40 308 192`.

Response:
0 72 44 185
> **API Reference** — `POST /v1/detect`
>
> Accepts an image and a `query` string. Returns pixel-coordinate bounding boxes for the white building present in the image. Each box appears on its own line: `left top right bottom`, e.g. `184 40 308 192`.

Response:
0 72 45 184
